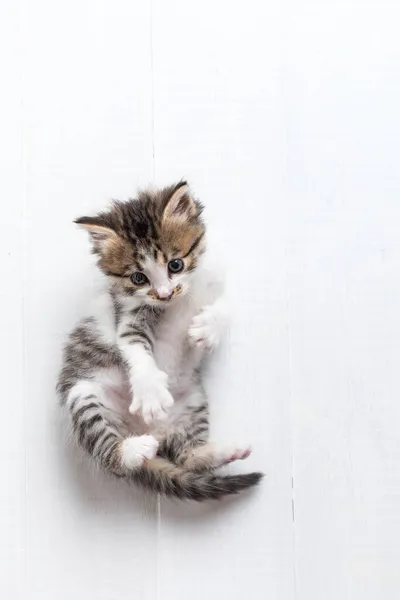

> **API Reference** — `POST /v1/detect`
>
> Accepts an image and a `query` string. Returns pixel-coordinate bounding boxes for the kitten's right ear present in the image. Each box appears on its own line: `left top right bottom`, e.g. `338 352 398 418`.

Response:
75 216 119 253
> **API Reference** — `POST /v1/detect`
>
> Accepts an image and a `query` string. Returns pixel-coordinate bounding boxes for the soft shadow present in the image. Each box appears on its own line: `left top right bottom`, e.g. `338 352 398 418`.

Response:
160 482 264 524
52 409 158 523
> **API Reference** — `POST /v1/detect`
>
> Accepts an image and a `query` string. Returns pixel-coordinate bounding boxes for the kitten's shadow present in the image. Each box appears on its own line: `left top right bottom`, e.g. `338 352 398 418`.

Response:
159 483 261 525
53 412 157 522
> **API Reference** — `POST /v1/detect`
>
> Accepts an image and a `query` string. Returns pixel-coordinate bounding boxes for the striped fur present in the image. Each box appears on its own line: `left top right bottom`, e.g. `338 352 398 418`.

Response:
57 183 263 501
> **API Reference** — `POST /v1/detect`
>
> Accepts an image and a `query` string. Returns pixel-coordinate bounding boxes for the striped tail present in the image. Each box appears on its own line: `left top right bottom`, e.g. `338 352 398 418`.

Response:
130 457 263 501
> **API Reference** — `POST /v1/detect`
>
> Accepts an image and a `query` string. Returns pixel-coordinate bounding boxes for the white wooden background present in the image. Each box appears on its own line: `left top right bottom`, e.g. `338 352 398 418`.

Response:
1 1 400 598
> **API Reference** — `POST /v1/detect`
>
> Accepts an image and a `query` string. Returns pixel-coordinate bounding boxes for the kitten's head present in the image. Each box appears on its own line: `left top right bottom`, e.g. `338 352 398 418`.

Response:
76 182 205 305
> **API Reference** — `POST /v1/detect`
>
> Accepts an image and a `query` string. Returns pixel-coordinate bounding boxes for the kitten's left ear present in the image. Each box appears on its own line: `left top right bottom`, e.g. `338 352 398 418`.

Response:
162 182 197 223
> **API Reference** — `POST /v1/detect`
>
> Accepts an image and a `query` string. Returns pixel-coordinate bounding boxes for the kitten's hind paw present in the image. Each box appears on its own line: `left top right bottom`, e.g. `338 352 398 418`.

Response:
219 444 252 465
120 435 159 469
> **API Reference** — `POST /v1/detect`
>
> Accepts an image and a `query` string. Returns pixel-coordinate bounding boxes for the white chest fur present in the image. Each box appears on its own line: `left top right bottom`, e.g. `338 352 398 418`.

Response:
153 294 202 392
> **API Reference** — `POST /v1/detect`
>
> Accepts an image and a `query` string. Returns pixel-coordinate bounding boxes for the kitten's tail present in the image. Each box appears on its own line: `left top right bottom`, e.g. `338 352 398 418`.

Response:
129 457 263 501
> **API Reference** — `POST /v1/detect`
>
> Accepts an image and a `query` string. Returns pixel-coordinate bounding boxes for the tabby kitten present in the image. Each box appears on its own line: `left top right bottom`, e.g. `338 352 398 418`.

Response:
57 182 262 500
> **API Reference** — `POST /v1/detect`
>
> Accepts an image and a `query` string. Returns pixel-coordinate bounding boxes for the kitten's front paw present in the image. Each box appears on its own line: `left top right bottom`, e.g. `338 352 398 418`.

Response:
129 369 174 424
188 303 227 351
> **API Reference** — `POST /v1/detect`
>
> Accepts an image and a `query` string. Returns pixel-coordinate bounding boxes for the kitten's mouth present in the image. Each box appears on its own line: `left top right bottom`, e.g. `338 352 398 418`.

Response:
156 294 174 303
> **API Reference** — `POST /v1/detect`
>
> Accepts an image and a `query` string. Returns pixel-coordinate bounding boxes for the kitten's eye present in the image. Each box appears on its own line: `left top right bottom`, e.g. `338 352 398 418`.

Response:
168 259 184 274
131 272 149 286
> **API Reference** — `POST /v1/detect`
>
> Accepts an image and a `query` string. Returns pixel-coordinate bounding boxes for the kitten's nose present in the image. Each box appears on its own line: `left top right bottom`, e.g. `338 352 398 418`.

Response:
156 286 173 300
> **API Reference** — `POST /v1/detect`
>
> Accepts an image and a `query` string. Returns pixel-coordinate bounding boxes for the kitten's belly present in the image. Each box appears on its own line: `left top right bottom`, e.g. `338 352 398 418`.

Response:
94 366 149 434
153 339 194 395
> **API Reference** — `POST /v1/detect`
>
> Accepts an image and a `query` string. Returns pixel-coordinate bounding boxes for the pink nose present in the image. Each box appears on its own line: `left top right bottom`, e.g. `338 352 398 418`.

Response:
157 288 173 300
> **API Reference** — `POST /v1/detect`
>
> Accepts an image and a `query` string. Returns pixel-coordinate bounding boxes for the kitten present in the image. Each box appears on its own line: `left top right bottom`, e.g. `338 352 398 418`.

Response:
57 182 263 500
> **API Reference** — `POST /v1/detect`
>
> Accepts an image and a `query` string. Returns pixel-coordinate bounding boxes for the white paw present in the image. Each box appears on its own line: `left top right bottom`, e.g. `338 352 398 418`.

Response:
219 444 252 465
188 303 227 351
129 368 174 424
121 435 159 469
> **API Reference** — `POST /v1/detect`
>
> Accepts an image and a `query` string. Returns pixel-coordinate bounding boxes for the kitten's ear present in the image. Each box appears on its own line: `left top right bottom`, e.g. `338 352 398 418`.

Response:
75 215 119 253
162 182 197 223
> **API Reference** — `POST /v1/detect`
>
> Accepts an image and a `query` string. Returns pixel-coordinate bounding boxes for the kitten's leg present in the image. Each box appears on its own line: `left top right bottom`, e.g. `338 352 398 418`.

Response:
156 383 252 472
117 305 174 424
179 443 252 472
156 384 210 463
66 381 158 474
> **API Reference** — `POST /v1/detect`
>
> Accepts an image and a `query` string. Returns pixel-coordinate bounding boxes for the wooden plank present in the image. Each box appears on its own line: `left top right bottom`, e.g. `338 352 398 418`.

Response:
153 2 295 598
0 3 25 598
22 2 157 598
286 2 400 598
